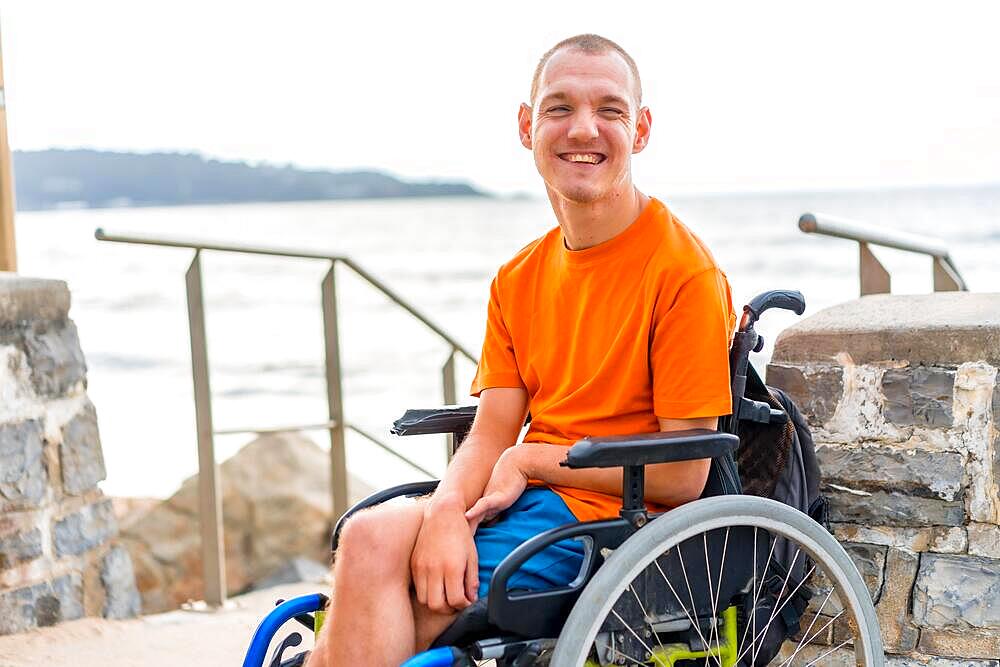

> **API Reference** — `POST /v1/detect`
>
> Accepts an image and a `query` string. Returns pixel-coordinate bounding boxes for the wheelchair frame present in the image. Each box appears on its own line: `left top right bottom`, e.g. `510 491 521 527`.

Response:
241 290 884 667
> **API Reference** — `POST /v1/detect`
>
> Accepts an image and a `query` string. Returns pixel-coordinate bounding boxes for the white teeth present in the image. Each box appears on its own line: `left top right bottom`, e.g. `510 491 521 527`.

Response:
565 153 600 164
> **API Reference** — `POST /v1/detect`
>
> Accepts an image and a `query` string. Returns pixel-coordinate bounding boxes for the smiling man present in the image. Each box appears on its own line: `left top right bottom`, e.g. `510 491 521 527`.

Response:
309 34 736 666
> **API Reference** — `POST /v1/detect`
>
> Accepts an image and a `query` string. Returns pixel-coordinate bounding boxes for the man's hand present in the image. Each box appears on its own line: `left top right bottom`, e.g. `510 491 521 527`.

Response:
465 446 529 532
410 495 479 614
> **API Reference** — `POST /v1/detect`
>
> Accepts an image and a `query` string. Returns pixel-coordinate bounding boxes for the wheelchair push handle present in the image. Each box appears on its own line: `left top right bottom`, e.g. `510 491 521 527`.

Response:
742 289 806 329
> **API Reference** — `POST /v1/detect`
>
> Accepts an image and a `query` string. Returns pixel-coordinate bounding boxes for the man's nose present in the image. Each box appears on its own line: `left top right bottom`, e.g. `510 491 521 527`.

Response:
566 111 599 142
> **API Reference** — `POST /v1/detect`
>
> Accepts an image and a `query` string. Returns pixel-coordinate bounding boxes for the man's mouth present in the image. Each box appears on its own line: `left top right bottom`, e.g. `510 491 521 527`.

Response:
558 152 606 165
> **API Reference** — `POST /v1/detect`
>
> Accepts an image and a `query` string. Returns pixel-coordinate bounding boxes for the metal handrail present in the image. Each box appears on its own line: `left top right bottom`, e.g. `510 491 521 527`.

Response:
798 212 968 295
95 227 477 607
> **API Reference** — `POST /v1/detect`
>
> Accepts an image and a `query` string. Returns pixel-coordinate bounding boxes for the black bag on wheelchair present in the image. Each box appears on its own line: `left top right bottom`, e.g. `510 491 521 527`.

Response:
734 365 829 666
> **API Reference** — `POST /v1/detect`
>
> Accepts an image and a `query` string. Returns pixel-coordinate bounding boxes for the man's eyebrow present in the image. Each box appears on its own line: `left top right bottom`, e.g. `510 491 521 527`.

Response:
538 92 569 106
597 94 631 108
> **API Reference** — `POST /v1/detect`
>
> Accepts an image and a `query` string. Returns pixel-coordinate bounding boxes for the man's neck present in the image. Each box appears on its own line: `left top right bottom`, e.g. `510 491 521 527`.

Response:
547 187 650 251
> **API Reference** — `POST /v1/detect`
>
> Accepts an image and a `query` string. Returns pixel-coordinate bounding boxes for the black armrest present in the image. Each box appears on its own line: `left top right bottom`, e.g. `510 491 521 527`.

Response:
391 405 478 436
563 429 739 469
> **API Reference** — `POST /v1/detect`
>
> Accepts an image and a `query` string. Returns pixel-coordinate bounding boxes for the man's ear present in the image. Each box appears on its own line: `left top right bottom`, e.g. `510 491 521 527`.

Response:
518 103 533 149
633 106 652 154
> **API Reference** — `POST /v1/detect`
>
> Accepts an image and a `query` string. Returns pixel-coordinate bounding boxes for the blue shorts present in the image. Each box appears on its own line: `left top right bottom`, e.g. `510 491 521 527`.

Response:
474 487 586 599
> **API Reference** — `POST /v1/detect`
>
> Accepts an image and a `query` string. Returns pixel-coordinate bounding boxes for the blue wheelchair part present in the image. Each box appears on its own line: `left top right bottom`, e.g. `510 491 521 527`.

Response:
242 594 325 667
400 646 466 667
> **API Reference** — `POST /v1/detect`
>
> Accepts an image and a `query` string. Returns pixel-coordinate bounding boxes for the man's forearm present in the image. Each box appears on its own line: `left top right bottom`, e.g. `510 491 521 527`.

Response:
510 443 711 508
429 434 510 511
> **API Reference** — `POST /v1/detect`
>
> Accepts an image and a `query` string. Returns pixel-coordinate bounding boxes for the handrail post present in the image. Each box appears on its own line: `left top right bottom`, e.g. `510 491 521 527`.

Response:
858 241 891 296
185 250 226 608
933 256 962 292
322 261 349 522
442 349 457 461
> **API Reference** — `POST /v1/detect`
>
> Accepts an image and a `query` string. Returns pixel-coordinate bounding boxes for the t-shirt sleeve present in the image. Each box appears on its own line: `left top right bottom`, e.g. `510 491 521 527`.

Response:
470 275 526 397
650 267 734 419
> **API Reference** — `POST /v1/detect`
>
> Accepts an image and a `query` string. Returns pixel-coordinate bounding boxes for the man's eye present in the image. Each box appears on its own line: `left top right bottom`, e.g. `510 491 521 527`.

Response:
547 106 571 113
599 108 624 117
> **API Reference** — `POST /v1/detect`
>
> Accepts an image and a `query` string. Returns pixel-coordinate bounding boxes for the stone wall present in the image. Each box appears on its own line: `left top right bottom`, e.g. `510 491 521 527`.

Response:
0 276 139 634
769 292 1000 663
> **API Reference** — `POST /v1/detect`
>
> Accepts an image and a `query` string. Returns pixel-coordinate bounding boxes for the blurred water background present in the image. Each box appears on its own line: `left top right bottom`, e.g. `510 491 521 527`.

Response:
16 187 999 498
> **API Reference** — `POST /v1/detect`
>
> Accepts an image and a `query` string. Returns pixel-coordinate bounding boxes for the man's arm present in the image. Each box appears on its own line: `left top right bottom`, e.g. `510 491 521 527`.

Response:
409 387 528 613
465 416 715 528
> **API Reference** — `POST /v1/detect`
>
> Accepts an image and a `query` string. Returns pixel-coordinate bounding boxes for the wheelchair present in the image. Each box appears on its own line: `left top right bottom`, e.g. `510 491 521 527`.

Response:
242 290 885 667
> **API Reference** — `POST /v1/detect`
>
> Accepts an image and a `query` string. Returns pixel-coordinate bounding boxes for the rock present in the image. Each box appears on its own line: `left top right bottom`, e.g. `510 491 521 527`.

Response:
826 489 965 527
766 363 843 426
250 557 329 591
0 419 47 510
0 574 83 634
883 367 955 428
100 546 141 619
59 401 107 495
968 523 1000 559
819 445 964 500
0 527 43 568
53 499 117 557
913 553 1000 631
876 547 920 653
121 431 373 612
22 322 87 398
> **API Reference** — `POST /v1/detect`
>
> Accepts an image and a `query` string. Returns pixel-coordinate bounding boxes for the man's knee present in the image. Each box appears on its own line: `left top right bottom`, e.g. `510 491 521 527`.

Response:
334 505 420 580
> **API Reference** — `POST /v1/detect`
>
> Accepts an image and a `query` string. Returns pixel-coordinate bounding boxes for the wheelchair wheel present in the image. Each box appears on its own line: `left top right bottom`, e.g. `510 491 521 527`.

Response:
550 496 883 667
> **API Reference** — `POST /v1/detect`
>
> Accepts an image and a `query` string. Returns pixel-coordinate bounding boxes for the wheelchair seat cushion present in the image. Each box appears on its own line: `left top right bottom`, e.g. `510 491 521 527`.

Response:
473 488 585 600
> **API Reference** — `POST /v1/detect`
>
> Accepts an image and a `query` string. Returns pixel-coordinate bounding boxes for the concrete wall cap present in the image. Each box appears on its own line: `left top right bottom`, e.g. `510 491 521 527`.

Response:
773 293 1000 365
0 275 71 325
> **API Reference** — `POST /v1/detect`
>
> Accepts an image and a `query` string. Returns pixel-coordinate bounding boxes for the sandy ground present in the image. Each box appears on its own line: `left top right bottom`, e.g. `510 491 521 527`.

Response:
0 583 322 667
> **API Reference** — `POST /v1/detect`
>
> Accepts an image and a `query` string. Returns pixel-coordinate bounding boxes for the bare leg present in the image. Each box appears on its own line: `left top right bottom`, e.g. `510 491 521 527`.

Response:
309 502 461 667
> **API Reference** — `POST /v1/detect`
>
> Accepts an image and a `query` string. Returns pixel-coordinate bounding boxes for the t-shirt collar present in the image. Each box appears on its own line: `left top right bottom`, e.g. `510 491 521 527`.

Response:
559 198 664 268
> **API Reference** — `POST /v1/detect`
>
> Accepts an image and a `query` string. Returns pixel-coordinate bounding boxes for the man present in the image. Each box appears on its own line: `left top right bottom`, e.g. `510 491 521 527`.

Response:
309 34 735 666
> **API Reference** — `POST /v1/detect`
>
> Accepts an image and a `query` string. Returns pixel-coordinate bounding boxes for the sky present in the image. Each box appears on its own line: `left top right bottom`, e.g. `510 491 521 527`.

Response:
2 0 999 196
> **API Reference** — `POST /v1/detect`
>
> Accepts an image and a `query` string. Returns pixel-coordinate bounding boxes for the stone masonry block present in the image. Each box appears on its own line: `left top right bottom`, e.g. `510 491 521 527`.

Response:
100 546 141 619
22 321 87 398
0 419 47 510
0 276 71 327
888 656 1000 667
918 628 1000 662
0 573 83 634
0 527 43 569
913 553 1000 631
876 547 920 653
59 401 106 495
827 490 966 526
820 445 964 500
968 523 1000 559
883 366 955 427
833 524 967 552
53 499 117 557
766 363 843 426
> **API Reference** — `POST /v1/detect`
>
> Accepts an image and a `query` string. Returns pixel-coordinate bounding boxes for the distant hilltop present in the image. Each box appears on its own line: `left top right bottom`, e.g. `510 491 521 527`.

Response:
12 149 488 211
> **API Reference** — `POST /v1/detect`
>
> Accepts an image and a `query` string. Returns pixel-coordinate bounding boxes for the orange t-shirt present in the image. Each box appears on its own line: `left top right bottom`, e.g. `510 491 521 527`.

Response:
470 198 736 522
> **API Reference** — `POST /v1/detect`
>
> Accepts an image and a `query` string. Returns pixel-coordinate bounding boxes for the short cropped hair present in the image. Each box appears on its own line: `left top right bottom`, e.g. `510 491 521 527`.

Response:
530 34 643 106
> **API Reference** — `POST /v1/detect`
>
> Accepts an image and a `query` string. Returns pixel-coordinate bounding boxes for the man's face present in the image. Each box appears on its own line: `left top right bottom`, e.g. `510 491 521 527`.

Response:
519 48 651 204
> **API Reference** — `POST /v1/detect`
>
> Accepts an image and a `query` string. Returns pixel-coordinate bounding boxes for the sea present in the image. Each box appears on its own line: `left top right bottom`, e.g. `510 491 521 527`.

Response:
15 187 1000 499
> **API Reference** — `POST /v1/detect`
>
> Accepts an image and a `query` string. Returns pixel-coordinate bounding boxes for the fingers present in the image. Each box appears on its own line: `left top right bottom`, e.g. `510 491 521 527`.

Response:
445 564 471 610
465 539 480 602
465 495 499 526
